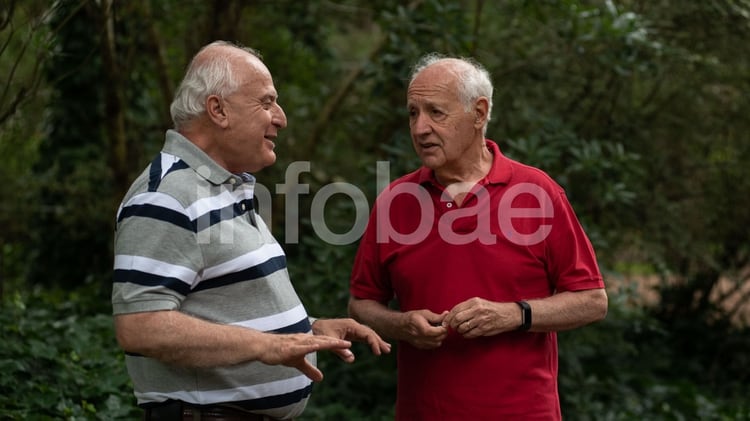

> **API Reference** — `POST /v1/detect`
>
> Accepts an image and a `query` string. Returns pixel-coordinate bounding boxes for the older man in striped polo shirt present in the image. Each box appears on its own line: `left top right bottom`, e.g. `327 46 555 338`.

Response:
112 40 390 421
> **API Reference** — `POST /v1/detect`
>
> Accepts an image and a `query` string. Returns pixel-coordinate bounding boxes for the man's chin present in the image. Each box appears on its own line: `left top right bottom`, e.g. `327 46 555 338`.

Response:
420 157 442 170
259 153 277 171
244 154 277 173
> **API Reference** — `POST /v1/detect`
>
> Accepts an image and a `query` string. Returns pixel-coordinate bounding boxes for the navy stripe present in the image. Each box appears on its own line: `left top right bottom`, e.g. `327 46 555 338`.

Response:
134 382 313 411
194 198 255 232
240 199 257 227
113 269 192 296
148 155 190 192
119 199 251 232
117 203 194 231
167 160 190 176
194 203 238 232
272 317 312 334
193 255 287 292
232 384 313 410
147 155 163 192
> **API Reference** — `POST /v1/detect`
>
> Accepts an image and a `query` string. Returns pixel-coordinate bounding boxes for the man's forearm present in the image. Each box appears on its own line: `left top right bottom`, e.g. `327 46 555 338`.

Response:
526 288 608 332
115 310 270 367
348 298 406 341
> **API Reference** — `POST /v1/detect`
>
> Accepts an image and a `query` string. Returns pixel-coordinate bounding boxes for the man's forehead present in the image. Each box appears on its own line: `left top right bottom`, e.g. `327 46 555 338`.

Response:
237 60 276 93
237 81 277 100
407 78 458 106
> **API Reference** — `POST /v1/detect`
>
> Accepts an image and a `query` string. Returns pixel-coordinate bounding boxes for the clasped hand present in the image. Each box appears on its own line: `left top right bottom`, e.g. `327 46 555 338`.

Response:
402 298 519 349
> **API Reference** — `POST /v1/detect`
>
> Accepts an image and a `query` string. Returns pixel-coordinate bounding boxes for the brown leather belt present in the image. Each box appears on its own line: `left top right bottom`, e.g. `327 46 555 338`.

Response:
144 401 279 421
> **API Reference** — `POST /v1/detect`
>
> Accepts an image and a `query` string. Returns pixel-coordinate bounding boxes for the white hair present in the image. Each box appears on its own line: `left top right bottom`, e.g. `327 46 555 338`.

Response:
169 41 261 130
409 53 494 134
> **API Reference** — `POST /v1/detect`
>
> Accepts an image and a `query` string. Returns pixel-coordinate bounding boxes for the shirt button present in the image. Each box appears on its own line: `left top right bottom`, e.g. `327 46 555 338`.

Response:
229 178 237 185
446 202 453 208
241 203 246 211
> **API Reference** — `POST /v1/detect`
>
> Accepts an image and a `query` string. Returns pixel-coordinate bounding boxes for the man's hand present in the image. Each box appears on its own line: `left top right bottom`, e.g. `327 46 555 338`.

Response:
399 309 449 349
311 318 391 362
443 297 518 338
256 332 353 382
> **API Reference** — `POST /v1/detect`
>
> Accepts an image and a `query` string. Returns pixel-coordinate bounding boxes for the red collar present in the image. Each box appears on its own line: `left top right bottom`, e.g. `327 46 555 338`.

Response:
416 139 513 186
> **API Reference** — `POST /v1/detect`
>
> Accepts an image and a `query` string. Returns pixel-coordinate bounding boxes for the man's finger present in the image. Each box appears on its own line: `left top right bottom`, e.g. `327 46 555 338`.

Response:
331 348 355 363
310 336 352 351
296 358 324 382
363 336 391 355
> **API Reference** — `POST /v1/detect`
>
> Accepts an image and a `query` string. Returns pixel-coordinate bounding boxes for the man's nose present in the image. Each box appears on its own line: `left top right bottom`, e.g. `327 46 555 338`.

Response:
411 113 431 135
274 104 287 129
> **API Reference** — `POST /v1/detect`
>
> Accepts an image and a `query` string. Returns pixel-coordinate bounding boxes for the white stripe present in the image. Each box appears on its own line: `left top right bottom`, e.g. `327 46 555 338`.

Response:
186 183 255 215
230 304 308 332
125 171 256 222
160 152 180 179
202 242 285 280
124 191 186 215
114 254 197 285
135 374 312 404
186 189 237 218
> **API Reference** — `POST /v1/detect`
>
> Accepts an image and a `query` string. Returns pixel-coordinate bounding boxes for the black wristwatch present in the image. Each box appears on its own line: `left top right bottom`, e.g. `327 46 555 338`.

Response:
515 300 532 331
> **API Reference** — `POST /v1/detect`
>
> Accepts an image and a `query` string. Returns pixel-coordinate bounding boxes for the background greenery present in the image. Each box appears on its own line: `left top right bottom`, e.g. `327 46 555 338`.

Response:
1 0 749 419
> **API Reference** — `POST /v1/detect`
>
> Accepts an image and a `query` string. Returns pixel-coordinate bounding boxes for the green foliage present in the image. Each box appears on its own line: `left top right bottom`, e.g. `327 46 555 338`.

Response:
0 289 139 420
2 284 748 420
503 116 642 257
2 0 750 419
559 280 750 420
27 0 114 289
300 346 397 420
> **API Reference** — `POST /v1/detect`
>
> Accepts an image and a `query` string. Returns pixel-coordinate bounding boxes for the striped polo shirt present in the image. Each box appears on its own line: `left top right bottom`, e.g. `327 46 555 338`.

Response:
112 130 314 419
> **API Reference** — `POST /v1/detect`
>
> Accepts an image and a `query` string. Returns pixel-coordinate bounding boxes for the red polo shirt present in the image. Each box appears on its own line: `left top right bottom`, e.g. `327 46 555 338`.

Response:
350 140 604 420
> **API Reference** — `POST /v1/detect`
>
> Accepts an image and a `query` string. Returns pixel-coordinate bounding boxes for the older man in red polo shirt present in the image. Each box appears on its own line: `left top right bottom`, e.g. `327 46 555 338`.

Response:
348 53 608 420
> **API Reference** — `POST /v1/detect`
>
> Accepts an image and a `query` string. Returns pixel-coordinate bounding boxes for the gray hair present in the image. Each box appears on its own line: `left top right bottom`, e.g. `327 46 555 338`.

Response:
170 41 262 130
409 53 494 134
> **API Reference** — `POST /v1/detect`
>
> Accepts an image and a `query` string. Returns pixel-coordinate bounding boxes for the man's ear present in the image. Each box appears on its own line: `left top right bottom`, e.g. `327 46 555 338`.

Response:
473 97 489 129
206 95 229 127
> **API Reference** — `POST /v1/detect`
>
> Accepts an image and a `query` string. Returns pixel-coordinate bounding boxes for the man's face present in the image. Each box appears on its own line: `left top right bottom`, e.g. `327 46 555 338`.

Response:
406 63 478 171
219 57 287 174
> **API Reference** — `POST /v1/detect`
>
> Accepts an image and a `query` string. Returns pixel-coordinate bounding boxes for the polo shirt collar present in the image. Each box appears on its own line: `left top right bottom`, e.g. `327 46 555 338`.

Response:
163 129 251 186
416 139 513 186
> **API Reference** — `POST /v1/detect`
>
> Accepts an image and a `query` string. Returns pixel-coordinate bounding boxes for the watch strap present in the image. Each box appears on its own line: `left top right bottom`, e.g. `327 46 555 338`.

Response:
516 300 532 331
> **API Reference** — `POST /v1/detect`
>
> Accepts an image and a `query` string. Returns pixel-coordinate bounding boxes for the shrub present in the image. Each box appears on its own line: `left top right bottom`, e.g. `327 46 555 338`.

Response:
0 289 139 420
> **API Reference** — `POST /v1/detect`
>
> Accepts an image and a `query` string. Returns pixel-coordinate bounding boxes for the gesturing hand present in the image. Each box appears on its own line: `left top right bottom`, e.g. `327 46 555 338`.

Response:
312 318 391 362
258 332 352 381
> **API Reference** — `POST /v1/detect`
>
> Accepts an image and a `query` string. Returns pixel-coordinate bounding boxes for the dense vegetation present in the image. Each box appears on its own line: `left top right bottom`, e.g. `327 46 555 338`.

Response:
1 0 748 419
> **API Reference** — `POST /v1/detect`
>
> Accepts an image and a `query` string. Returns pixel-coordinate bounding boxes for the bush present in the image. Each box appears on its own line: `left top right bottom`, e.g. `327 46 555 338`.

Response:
0 289 139 420
3 281 749 420
559 281 750 420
